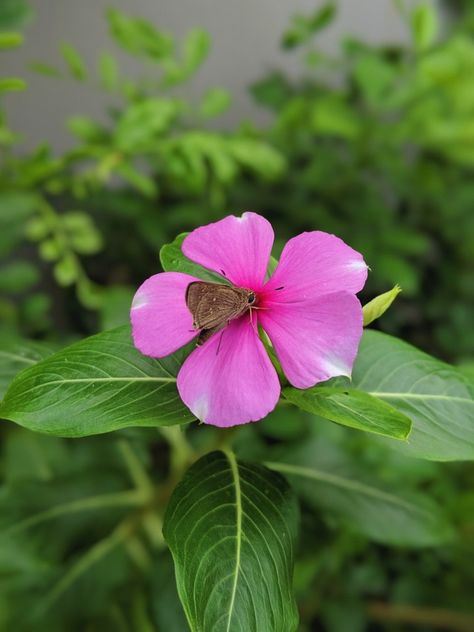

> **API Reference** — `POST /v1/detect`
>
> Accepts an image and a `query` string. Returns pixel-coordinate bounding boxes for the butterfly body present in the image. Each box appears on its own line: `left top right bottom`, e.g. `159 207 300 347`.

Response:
185 281 256 345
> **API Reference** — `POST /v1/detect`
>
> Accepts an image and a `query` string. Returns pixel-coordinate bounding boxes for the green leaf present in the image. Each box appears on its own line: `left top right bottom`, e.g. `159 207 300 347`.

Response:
266 438 454 546
199 87 231 118
62 211 103 255
163 451 299 632
250 72 293 111
115 98 180 151
412 3 438 52
163 29 210 86
228 138 286 180
311 95 360 139
353 53 396 107
107 9 173 61
283 386 411 440
0 77 26 93
363 285 402 326
160 232 224 283
353 331 474 460
30 62 61 77
0 338 56 399
182 28 210 75
115 161 158 197
0 0 33 30
282 3 336 49
0 32 23 49
98 52 118 90
0 325 194 437
66 116 106 143
60 43 87 80
0 261 39 294
0 192 37 257
38 237 61 261
53 256 78 286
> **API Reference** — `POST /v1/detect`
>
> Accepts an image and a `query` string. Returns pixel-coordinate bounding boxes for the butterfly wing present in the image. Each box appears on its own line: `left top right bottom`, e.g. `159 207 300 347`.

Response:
186 282 247 330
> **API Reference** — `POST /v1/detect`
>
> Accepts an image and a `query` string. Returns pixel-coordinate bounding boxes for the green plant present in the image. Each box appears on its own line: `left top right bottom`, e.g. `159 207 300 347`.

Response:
1 231 473 631
246 1 474 361
0 9 286 338
1 4 474 630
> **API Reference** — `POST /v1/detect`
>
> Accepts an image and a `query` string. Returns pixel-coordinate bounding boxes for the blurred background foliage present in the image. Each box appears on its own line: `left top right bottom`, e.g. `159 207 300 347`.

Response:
1 1 473 630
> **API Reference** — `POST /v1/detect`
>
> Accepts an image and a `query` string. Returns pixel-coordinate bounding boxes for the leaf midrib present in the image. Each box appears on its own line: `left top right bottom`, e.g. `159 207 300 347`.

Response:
265 462 429 516
0 350 37 365
224 450 243 632
370 391 473 405
20 376 177 386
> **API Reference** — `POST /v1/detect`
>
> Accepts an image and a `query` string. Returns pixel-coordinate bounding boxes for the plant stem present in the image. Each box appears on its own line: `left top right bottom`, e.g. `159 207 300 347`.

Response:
3 489 146 536
159 426 194 478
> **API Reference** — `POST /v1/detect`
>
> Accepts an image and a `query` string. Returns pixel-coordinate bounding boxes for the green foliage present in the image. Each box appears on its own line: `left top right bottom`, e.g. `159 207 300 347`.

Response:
282 385 411 440
0 77 25 92
0 0 32 30
163 451 299 631
248 1 474 361
1 7 285 331
412 2 438 51
267 437 453 547
98 52 118 90
0 32 23 49
362 285 401 326
0 326 194 436
282 2 336 49
1 3 474 630
60 43 87 80
353 331 474 460
160 232 223 282
107 8 173 61
0 337 56 397
199 87 232 118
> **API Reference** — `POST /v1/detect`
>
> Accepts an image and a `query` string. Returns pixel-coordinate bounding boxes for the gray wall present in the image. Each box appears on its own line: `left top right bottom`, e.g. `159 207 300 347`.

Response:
3 0 419 152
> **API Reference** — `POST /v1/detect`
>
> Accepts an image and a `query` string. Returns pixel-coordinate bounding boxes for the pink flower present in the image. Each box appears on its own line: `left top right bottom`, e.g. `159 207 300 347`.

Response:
130 212 367 427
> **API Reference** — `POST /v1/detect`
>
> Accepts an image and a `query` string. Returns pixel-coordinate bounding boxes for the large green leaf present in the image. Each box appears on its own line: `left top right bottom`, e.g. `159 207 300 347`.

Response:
163 450 299 632
0 326 194 437
283 386 411 440
0 338 57 399
266 438 453 547
353 331 474 460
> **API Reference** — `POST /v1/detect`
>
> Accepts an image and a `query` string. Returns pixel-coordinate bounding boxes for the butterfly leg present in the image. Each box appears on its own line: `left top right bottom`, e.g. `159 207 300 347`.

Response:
216 330 225 355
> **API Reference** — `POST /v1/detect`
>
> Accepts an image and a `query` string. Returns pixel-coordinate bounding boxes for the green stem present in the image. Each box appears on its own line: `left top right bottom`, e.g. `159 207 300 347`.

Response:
38 518 133 616
118 438 155 495
159 426 194 478
3 489 146 536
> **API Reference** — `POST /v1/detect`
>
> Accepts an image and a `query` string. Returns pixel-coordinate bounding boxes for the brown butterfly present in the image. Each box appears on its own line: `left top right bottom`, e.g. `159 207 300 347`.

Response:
186 281 256 346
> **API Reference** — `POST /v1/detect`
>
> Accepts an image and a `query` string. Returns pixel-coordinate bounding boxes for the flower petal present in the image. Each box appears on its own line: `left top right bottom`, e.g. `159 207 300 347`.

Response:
131 272 200 358
177 317 280 427
264 231 367 300
182 212 274 289
259 292 363 389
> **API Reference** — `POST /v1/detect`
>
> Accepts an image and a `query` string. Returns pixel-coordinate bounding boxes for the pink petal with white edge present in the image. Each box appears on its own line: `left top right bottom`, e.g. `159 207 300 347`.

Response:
131 272 200 358
177 316 280 427
259 292 363 389
264 231 368 301
182 212 274 289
